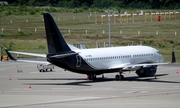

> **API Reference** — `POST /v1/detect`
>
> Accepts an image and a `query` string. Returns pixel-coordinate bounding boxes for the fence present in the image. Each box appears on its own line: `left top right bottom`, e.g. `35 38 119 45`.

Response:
0 10 179 36
1 27 179 36
95 10 180 24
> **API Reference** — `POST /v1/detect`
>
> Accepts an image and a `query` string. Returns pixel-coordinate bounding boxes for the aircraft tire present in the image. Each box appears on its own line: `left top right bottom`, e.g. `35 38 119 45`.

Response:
120 75 124 81
115 75 120 81
88 74 96 80
93 74 96 80
102 74 104 79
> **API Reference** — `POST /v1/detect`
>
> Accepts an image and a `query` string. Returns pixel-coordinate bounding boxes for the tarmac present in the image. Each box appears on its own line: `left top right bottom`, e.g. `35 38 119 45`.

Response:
0 61 180 108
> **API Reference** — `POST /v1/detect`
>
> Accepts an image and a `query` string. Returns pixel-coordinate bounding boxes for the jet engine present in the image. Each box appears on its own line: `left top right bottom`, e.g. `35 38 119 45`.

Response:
136 65 157 77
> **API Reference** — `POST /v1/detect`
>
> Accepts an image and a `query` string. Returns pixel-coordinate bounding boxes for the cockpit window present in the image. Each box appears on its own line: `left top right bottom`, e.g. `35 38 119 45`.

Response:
157 51 161 55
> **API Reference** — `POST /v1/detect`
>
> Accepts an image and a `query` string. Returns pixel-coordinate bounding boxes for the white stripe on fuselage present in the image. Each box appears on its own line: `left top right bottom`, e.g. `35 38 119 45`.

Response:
73 46 162 70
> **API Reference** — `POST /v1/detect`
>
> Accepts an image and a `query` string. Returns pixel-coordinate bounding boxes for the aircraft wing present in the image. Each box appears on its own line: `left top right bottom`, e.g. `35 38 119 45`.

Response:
4 47 49 64
109 63 131 69
110 62 170 70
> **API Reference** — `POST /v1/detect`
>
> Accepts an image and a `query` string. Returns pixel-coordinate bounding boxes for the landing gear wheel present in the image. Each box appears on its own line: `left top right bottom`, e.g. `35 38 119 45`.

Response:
87 74 96 81
102 74 104 79
91 74 96 80
115 75 120 81
120 75 124 81
115 75 124 81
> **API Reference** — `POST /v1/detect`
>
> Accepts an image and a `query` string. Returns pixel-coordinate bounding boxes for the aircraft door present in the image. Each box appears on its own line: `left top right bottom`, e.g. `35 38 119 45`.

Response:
76 55 81 67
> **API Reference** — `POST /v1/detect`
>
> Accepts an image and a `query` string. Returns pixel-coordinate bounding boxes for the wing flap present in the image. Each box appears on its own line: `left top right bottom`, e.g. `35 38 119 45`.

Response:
110 62 170 70
109 63 130 69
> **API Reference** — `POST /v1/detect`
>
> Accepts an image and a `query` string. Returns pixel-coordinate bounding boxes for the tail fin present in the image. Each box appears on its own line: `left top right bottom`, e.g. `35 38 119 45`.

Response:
43 12 71 54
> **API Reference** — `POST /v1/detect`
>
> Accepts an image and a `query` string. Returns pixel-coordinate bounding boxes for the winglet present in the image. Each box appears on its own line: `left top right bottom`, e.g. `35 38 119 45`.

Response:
4 47 16 61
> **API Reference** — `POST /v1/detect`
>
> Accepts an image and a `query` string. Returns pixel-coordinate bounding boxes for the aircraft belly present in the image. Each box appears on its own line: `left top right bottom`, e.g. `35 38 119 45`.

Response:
90 62 108 69
89 60 120 70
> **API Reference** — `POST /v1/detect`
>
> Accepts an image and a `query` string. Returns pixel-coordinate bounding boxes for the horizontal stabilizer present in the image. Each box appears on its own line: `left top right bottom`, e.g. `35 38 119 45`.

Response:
9 51 46 58
4 47 49 64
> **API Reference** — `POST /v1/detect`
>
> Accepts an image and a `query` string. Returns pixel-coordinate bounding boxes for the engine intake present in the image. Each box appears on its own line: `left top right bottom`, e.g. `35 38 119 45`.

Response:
136 65 157 77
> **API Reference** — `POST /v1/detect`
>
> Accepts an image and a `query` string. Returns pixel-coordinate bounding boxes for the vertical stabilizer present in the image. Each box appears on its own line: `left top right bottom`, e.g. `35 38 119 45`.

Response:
43 13 71 53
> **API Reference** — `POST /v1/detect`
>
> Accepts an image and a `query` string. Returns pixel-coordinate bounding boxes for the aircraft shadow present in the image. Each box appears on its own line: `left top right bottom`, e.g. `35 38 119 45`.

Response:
22 78 115 86
20 73 180 86
124 74 180 83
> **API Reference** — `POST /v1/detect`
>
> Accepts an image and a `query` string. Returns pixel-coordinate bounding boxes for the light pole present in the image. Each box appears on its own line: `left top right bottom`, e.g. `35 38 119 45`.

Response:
108 12 111 47
0 31 1 58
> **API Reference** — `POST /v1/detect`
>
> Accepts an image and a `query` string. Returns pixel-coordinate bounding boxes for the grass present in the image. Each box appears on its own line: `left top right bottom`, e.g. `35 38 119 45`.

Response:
1 10 180 62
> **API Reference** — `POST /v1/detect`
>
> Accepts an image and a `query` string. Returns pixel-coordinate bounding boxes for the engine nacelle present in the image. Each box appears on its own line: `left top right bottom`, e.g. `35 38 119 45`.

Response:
136 65 157 77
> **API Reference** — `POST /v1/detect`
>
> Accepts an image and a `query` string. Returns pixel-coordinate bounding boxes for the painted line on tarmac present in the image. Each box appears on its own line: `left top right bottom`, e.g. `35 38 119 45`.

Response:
132 86 153 89
1 91 180 108
0 96 104 108
3 86 180 93
124 91 149 94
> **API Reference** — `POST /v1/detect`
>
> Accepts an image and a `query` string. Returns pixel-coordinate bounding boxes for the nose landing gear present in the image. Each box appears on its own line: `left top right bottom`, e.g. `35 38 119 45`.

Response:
115 69 124 81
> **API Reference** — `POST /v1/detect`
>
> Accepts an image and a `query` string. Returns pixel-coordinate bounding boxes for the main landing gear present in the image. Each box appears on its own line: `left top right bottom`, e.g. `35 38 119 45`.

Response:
87 74 96 80
87 74 105 81
87 72 125 81
115 70 124 81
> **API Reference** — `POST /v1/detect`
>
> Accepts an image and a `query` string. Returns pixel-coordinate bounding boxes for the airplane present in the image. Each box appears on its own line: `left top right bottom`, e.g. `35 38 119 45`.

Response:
4 12 170 81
